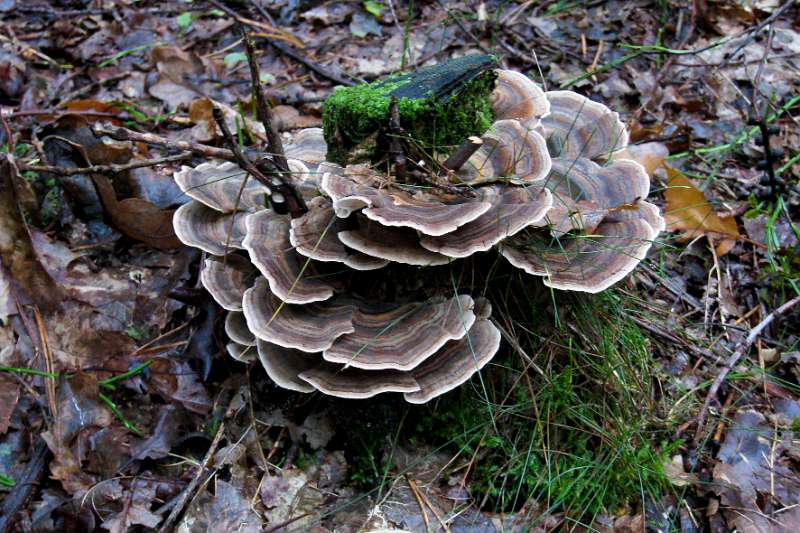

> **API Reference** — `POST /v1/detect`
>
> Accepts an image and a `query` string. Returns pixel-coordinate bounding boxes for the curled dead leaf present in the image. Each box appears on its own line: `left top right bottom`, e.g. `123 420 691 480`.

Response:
663 165 739 255
0 156 65 311
41 373 113 494
189 97 266 143
91 174 182 250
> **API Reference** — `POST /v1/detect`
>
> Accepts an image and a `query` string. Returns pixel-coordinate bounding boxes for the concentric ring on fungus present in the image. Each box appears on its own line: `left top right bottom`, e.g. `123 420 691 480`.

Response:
171 63 662 402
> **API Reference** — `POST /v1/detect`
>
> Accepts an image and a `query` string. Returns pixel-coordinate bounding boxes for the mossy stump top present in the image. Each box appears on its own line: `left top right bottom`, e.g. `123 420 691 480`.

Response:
322 55 499 166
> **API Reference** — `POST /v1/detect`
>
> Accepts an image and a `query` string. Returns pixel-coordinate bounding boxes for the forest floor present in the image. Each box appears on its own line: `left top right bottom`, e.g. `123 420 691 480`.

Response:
1 1 799 531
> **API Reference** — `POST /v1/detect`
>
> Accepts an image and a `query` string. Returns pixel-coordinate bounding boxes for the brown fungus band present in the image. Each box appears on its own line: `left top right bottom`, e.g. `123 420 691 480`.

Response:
172 65 663 402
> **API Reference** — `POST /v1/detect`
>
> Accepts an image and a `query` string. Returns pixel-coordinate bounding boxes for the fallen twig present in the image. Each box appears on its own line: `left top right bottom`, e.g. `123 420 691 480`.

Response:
206 0 304 48
92 123 236 161
242 29 289 174
21 152 192 175
693 296 800 445
0 437 50 533
156 420 226 533
435 0 490 55
212 106 307 217
717 0 794 70
442 136 483 172
266 39 357 87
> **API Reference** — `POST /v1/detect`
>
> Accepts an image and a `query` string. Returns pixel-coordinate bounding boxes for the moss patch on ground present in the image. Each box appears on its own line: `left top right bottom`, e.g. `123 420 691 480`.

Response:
322 55 497 166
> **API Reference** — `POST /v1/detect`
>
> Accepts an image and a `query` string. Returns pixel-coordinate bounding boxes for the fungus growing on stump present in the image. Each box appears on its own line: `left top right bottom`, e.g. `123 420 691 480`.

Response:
172 56 662 402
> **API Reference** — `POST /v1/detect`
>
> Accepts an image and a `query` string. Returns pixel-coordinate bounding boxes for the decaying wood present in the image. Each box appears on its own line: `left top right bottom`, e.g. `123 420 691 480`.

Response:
441 135 483 172
388 96 406 181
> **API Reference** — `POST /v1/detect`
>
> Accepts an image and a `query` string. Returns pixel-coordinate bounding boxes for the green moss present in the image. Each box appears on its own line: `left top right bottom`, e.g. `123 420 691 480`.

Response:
322 55 497 166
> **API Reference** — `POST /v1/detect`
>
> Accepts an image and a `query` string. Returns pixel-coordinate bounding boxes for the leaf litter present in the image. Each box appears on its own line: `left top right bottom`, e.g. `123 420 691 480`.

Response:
1 0 799 531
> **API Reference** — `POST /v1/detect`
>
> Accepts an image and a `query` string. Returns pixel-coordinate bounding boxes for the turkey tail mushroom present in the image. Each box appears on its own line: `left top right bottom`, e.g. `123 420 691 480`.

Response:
289 196 389 271
256 340 317 393
501 215 659 293
171 60 663 404
322 295 476 371
298 365 421 399
420 186 552 258
405 318 501 404
540 91 629 162
173 201 249 255
243 209 335 304
456 119 551 185
491 69 550 130
242 278 355 352
337 219 452 266
227 342 257 362
200 255 255 311
224 311 256 346
322 168 494 236
174 162 268 212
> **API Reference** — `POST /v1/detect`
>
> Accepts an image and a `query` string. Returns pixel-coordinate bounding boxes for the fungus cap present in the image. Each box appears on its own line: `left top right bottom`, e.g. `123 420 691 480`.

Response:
200 255 255 311
173 201 248 255
457 119 551 185
491 69 550 130
540 91 628 161
322 295 476 371
243 210 335 304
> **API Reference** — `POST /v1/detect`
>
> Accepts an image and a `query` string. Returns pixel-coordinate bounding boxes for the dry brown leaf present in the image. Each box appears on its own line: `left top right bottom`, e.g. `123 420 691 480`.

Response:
0 157 65 311
617 141 669 175
272 104 323 131
663 165 739 255
146 358 211 414
41 372 113 494
189 97 266 142
714 410 800 532
0 376 20 435
99 479 161 533
183 479 262 532
91 174 181 250
63 100 124 124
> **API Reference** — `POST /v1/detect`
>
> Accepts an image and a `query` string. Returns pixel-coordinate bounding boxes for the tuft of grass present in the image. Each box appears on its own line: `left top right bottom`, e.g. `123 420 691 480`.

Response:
405 287 681 521
745 194 800 298
330 281 682 525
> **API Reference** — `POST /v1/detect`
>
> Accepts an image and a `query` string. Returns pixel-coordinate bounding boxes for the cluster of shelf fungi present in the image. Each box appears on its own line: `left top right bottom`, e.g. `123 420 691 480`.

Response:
172 64 664 403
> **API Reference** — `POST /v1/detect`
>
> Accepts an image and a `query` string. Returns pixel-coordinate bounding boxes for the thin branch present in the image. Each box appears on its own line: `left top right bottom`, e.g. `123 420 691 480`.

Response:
212 106 307 217
435 0 490 55
21 153 192 175
156 421 226 533
388 96 406 181
267 39 357 87
717 0 794 69
242 28 289 173
210 0 355 86
442 136 483 172
92 123 236 161
694 296 800 444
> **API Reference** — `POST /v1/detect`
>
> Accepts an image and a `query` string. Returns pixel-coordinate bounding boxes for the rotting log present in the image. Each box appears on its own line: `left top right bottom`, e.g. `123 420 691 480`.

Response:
322 54 499 166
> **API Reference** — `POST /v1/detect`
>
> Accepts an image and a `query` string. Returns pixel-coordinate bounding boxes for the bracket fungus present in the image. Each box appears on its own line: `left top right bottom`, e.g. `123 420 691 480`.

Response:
172 57 662 402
